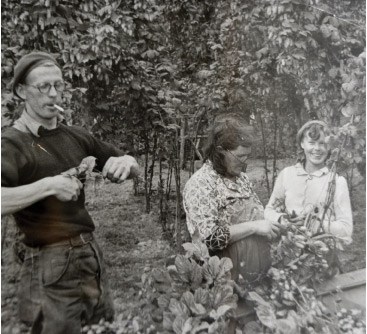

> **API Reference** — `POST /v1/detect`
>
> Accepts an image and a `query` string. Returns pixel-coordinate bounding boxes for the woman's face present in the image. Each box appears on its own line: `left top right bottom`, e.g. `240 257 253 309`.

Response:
224 145 251 177
301 130 329 170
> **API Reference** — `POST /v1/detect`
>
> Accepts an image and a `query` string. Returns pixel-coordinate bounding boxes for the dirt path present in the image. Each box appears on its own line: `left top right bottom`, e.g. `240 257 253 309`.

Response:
86 181 173 316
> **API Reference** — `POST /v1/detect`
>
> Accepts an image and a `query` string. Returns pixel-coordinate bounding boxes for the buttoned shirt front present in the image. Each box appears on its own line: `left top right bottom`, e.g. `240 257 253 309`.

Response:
264 163 353 243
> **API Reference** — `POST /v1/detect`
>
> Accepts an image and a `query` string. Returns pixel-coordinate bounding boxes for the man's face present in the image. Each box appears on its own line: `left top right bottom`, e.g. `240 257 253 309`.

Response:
20 64 64 123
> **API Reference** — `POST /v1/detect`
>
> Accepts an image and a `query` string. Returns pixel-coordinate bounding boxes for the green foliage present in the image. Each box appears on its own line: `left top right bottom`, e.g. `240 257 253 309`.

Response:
243 201 366 334
81 233 237 333
140 231 237 333
2 0 365 198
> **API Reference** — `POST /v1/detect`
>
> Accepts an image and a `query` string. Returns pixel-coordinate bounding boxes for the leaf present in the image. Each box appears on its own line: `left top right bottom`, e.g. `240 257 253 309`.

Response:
169 298 190 317
61 156 96 178
292 53 305 60
189 261 203 288
320 25 331 38
181 318 194 334
248 291 269 307
158 294 170 309
197 70 213 79
219 257 233 273
328 68 338 78
255 47 268 59
341 104 356 117
167 265 181 282
208 321 220 334
142 49 159 59
192 321 210 333
79 156 97 173
171 97 182 106
304 24 317 31
342 80 357 93
244 321 264 334
181 291 206 316
152 268 172 284
131 81 141 90
276 310 300 334
172 315 186 334
211 285 237 309
182 241 209 261
175 255 192 283
216 304 233 317
268 267 281 280
182 243 197 255
191 227 203 245
163 311 175 330
255 304 276 329
194 288 210 306
202 256 220 284
248 291 276 328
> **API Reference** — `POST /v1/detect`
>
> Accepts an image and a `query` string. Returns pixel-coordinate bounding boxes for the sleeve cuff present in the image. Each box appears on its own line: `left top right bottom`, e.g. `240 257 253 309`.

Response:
205 225 230 251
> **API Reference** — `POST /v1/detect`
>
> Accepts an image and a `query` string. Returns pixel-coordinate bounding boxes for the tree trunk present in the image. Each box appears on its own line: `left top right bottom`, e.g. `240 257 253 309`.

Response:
180 117 186 170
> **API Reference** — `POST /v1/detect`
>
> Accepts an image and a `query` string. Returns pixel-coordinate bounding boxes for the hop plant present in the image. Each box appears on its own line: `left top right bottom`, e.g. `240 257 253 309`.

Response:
81 319 118 334
245 197 364 334
336 308 366 334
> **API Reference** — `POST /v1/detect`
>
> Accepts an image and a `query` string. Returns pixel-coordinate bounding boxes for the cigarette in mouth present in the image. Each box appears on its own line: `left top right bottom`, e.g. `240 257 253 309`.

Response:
53 104 64 112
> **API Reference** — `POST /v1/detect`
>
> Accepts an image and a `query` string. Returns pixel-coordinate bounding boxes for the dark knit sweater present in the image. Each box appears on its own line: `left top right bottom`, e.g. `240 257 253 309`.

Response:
2 124 123 246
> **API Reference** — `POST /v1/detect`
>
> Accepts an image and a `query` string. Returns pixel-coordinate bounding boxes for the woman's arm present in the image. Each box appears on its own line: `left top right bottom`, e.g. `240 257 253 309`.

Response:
322 176 353 243
229 220 280 243
183 177 225 250
184 178 280 251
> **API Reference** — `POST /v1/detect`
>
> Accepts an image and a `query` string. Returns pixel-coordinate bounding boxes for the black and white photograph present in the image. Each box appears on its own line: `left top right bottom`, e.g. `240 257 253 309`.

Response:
1 0 366 333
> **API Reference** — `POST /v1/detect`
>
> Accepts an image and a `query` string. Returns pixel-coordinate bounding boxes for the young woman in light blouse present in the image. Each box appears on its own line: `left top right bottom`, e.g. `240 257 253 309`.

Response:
183 115 280 286
264 120 353 244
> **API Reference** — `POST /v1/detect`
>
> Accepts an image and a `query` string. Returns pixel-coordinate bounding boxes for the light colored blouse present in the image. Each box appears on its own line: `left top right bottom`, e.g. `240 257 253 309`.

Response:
183 160 264 249
264 163 353 244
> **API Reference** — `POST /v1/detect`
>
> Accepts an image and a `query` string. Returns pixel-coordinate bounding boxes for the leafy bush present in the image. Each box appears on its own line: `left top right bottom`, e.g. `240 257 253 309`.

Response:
243 202 366 334
82 231 237 333
141 231 238 333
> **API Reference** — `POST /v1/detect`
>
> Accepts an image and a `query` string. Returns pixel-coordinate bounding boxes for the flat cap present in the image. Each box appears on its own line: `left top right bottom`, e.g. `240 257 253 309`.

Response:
12 51 59 99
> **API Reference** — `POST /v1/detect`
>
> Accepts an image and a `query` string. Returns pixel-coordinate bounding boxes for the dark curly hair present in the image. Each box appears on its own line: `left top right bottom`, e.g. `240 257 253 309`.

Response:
203 114 255 175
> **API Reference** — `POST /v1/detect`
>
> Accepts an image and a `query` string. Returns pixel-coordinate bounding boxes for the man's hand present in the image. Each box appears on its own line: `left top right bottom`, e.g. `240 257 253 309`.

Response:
49 175 83 201
102 155 140 183
2 174 83 216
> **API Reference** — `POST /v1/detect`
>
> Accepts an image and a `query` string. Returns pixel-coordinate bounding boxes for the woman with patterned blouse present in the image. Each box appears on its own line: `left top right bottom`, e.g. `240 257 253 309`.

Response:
183 115 280 286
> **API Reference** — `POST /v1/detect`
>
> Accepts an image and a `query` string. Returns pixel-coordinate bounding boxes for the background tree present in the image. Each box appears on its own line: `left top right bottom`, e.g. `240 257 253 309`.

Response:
2 0 365 241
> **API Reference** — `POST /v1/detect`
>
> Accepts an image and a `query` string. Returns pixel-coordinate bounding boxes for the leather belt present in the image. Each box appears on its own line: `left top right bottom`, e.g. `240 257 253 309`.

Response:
42 232 94 248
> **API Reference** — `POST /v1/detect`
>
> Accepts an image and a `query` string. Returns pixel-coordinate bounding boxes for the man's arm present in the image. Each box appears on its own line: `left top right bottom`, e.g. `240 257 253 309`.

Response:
2 175 83 216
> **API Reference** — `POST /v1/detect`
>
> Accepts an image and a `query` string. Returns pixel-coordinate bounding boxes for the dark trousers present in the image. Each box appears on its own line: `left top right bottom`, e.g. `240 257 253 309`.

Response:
18 239 114 334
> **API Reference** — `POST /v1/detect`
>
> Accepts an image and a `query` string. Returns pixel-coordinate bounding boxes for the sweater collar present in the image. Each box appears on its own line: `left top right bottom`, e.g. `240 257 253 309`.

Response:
13 109 64 137
295 162 329 177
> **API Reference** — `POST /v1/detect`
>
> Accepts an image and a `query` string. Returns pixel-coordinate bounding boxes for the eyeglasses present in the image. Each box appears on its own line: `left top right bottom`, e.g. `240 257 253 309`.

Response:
25 81 65 94
226 149 248 171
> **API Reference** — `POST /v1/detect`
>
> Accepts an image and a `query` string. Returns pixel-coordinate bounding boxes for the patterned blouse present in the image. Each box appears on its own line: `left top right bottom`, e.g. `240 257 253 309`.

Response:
183 160 264 251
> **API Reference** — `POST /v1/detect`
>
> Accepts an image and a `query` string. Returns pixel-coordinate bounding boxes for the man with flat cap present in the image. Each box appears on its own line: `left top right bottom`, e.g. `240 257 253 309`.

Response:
1 51 139 333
